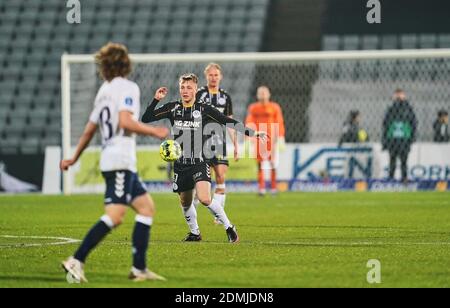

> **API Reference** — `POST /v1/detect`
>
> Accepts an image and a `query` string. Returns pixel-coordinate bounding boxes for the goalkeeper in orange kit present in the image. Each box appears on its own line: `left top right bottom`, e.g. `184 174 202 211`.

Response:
245 86 286 196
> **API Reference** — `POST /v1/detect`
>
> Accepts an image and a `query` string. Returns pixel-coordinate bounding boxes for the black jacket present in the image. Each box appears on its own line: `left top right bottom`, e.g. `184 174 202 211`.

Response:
433 120 449 142
382 100 417 151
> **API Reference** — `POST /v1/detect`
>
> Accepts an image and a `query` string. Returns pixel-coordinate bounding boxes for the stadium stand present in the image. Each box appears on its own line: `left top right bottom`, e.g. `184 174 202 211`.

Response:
0 0 270 154
1 0 449 154
315 0 450 143
322 33 450 51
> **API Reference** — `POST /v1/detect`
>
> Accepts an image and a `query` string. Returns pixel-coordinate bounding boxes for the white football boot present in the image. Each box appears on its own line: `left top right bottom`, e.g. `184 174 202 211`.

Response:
62 257 88 283
129 267 167 282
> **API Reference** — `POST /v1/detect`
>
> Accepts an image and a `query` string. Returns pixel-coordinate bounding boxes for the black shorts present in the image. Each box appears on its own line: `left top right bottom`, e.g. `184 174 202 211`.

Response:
173 162 212 193
207 156 229 167
102 170 147 206
205 141 229 166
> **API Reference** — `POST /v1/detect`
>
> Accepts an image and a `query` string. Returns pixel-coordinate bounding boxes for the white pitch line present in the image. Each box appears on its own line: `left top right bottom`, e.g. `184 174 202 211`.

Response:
257 241 450 247
104 240 450 247
0 235 81 248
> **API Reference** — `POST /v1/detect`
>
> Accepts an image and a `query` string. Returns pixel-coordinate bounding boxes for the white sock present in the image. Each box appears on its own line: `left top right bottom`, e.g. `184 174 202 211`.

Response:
192 197 201 209
207 198 232 229
213 193 226 209
182 205 200 235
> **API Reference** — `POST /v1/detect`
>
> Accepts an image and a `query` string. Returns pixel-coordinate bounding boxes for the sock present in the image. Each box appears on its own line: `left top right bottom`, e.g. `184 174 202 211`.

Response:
258 168 265 193
213 193 226 209
182 205 200 235
132 215 153 271
215 184 226 208
207 198 232 230
271 169 277 191
74 215 113 264
192 196 201 209
222 194 226 208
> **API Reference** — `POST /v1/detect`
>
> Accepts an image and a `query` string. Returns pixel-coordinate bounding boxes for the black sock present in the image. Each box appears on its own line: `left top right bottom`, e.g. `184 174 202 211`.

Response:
74 220 111 263
132 221 151 271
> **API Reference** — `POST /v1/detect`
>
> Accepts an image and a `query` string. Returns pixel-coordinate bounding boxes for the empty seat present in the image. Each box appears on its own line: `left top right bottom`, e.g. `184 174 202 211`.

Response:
41 135 61 148
18 11 39 25
30 107 50 119
0 24 15 38
400 34 418 49
173 8 191 20
342 35 360 50
438 34 450 48
27 117 47 132
381 35 398 49
419 34 437 49
0 138 20 154
5 118 27 135
226 21 245 35
322 35 340 51
0 108 9 124
0 13 19 28
20 138 41 154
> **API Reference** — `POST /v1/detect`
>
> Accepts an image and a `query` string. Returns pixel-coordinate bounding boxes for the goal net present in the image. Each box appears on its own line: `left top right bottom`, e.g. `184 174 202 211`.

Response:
62 50 450 194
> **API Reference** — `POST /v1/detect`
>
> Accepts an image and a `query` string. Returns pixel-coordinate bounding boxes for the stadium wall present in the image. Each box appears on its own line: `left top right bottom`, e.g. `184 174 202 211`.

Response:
51 143 450 195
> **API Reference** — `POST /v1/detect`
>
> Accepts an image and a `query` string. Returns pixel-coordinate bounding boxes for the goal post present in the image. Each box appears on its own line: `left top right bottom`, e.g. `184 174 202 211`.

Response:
61 49 450 195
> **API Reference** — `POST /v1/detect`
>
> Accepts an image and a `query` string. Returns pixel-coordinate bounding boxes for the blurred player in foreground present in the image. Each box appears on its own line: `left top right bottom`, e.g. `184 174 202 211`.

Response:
60 43 169 283
142 74 267 243
246 86 286 196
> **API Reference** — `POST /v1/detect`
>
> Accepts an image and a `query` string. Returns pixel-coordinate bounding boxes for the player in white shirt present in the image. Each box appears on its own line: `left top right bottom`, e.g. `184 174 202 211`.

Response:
60 43 169 283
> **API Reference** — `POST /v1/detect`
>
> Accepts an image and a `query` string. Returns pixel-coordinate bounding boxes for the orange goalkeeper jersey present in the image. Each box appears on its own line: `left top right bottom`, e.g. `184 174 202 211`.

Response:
245 101 285 139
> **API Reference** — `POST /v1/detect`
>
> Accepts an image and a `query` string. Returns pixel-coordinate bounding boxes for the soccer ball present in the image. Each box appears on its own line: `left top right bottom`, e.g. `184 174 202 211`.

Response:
160 140 182 162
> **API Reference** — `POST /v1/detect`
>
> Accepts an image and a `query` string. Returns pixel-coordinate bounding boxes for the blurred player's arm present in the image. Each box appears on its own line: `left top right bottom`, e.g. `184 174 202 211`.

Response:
60 121 97 171
119 111 168 139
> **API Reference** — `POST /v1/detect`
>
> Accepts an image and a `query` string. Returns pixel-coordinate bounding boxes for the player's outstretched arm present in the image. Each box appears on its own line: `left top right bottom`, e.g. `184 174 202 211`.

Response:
205 105 268 141
60 122 97 171
120 111 169 139
142 87 173 123
226 119 239 162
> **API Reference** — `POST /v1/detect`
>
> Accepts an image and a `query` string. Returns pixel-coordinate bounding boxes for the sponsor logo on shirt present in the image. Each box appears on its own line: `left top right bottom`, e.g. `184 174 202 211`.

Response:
174 120 201 129
125 97 133 106
218 97 227 106
193 110 201 119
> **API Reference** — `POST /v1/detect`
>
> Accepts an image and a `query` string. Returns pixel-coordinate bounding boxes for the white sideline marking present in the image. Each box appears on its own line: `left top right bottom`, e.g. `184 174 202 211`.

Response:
0 235 81 248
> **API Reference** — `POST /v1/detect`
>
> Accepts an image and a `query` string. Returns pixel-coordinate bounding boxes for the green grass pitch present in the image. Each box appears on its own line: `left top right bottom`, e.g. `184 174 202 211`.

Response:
0 192 449 288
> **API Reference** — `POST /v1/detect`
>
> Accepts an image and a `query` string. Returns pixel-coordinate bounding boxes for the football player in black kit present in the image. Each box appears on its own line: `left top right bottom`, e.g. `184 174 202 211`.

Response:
142 74 267 243
195 63 238 224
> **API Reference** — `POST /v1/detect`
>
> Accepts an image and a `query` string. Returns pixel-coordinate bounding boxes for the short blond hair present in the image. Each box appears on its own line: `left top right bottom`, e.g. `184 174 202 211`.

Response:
204 63 222 75
179 73 199 84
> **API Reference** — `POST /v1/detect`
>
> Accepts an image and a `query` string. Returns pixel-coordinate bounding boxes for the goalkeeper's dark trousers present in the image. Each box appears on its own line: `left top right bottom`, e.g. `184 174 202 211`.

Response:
388 148 410 181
